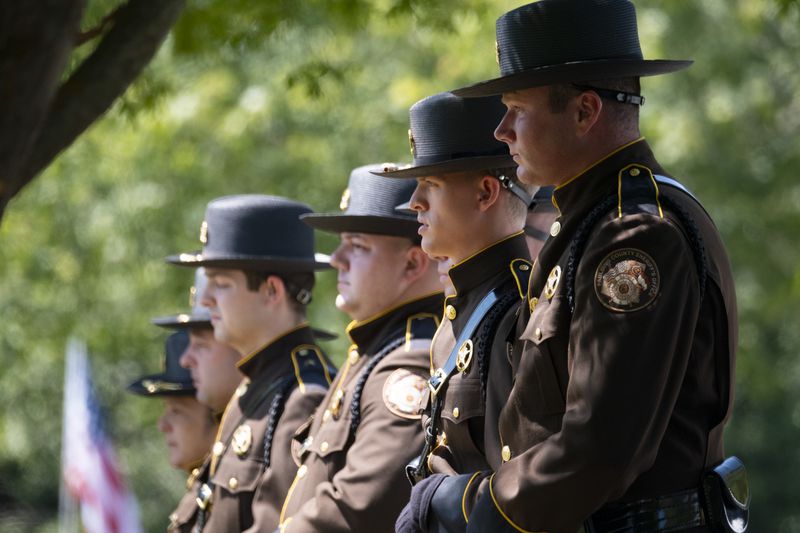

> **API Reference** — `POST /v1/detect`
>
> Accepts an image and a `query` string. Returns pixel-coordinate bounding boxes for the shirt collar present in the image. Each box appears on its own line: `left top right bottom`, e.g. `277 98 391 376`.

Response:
346 292 444 354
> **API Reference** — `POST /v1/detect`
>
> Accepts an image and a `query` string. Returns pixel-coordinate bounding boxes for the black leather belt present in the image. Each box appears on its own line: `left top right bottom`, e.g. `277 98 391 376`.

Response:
587 487 706 533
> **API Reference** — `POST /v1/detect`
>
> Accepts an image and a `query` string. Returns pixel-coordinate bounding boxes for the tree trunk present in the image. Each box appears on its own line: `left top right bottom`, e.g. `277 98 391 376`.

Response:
0 0 186 222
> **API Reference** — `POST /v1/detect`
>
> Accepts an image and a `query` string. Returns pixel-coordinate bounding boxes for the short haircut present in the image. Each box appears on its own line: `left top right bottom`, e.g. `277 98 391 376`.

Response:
548 77 641 129
486 166 534 223
243 270 315 315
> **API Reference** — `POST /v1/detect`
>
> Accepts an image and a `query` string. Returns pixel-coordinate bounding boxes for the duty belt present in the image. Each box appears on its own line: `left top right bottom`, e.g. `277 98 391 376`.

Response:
586 487 705 533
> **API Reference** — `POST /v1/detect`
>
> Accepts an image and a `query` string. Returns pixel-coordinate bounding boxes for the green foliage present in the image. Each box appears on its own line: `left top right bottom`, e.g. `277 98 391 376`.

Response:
0 0 797 531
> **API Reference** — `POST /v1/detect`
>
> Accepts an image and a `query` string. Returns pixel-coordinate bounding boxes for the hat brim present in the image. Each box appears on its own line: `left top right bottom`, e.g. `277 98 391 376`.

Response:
452 59 693 98
127 374 195 397
151 313 212 330
166 252 331 271
372 154 516 179
301 214 420 239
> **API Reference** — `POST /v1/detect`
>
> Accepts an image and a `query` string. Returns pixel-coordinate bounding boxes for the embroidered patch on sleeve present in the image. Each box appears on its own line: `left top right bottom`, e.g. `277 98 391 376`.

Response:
594 248 660 312
382 369 428 419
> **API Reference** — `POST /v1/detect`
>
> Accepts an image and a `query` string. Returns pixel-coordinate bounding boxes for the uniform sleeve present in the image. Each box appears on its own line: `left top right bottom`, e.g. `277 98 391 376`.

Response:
245 384 328 533
468 213 703 532
283 350 429 533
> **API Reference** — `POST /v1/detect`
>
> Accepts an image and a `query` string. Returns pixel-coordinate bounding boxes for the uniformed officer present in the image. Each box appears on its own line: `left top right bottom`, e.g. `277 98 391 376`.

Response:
151 268 243 532
168 195 336 532
274 165 444 532
154 267 243 415
127 331 217 532
378 92 535 532
441 1 744 531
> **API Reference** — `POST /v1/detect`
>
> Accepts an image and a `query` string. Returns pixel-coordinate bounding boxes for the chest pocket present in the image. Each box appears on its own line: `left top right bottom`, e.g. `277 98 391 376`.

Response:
211 452 264 496
516 294 568 416
306 411 352 459
440 375 484 424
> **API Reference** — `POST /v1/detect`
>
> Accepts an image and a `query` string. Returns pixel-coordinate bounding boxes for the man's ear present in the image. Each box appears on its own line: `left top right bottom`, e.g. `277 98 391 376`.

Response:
402 245 431 284
574 90 603 136
477 175 502 212
261 275 286 304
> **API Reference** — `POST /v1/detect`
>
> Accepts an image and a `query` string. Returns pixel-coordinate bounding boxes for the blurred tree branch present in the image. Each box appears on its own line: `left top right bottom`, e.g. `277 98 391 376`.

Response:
0 0 185 221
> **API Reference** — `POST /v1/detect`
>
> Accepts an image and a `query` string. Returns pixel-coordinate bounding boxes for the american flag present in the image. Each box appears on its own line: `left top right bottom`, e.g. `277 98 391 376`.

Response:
60 339 142 533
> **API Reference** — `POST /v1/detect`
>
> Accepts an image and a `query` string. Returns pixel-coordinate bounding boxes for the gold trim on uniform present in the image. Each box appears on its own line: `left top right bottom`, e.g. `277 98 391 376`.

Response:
529 296 539 313
544 265 561 300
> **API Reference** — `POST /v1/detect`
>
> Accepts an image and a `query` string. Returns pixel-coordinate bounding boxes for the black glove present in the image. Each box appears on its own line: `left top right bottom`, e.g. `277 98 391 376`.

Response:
395 473 447 533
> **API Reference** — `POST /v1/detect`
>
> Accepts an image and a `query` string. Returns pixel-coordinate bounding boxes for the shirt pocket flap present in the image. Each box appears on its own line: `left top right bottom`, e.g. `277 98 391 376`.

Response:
211 454 263 495
440 377 484 425
521 296 563 345
307 416 351 458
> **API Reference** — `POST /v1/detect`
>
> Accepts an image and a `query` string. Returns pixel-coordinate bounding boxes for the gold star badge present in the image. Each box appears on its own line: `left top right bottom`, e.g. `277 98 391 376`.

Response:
544 265 561 300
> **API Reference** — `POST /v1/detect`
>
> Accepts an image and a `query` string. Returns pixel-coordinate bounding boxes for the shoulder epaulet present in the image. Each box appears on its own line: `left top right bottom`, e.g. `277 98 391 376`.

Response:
564 163 708 314
509 258 533 299
404 312 439 349
261 345 334 471
290 344 336 394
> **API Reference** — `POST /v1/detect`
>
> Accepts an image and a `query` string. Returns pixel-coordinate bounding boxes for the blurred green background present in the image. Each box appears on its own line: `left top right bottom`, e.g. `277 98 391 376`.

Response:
0 0 798 531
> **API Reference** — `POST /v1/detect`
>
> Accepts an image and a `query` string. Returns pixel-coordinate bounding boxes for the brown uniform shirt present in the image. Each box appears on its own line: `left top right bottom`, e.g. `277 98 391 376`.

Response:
466 139 737 532
168 463 207 533
278 294 443 533
200 325 333 532
426 233 530 476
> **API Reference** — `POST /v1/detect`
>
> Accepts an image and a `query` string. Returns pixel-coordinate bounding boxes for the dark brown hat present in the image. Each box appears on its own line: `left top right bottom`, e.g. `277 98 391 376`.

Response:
453 0 692 98
167 195 330 271
374 92 514 179
300 164 420 240
127 331 194 397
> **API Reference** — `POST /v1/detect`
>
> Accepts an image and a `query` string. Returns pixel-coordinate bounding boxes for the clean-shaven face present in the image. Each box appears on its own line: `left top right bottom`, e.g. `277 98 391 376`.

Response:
496 86 576 186
329 232 413 322
180 328 242 413
157 396 215 471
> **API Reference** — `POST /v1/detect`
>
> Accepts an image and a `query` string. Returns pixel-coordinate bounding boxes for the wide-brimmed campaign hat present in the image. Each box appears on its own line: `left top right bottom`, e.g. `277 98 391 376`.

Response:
300 164 420 240
453 0 692 98
374 92 514 179
167 195 330 271
127 330 194 397
152 268 213 329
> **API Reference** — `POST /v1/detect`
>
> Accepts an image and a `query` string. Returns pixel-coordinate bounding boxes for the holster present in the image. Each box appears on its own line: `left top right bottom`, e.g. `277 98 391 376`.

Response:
702 456 750 532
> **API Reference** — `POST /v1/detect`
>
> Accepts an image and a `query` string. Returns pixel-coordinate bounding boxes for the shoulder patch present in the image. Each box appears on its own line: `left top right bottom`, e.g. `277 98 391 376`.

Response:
382 368 428 419
594 248 660 312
